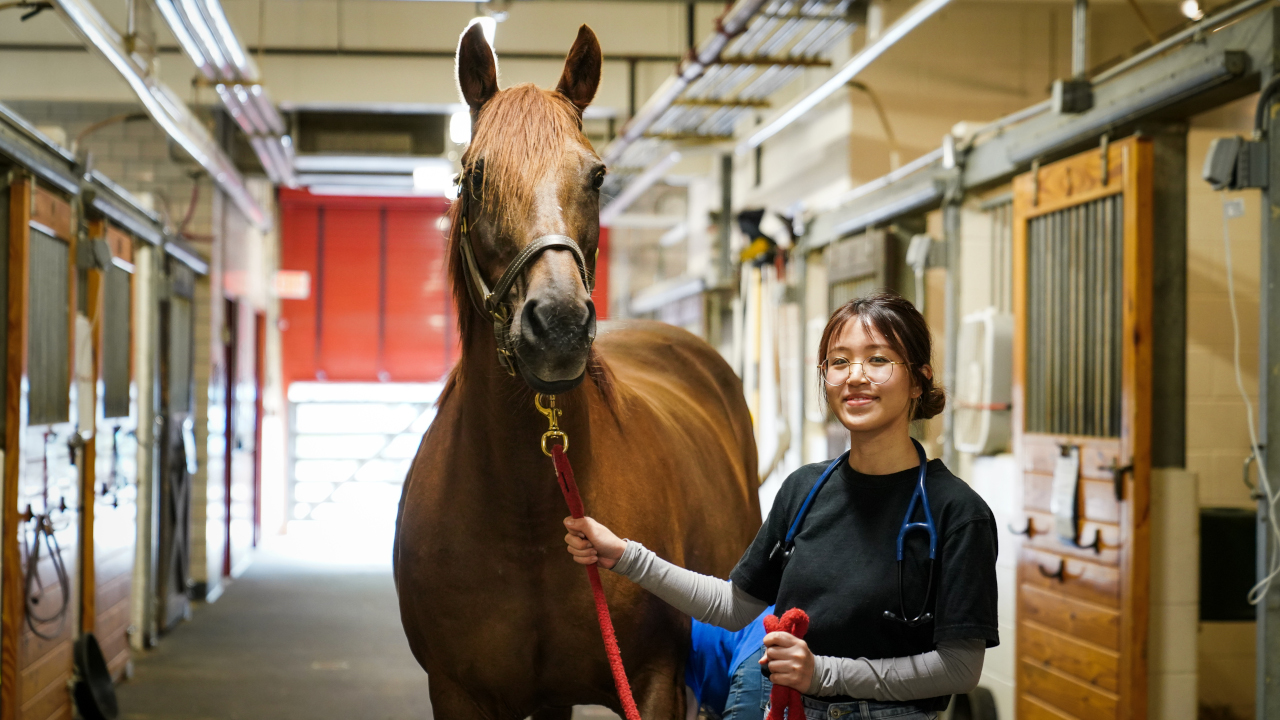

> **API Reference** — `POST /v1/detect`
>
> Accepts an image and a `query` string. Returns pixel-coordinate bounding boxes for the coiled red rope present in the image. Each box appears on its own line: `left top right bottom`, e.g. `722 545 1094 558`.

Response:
551 443 643 720
763 608 810 720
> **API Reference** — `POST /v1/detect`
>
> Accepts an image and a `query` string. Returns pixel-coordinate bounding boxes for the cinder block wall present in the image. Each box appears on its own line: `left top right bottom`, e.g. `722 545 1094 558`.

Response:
1187 96 1260 720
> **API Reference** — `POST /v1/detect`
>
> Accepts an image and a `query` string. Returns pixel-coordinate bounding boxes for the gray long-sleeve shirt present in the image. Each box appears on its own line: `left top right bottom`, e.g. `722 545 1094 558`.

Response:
613 540 985 701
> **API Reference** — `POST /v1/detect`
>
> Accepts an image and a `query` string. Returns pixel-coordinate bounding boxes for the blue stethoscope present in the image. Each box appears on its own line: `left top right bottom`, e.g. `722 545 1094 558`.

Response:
767 438 937 627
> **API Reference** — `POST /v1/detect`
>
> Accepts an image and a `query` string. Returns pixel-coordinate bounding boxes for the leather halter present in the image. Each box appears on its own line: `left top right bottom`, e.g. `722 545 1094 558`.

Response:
455 174 594 375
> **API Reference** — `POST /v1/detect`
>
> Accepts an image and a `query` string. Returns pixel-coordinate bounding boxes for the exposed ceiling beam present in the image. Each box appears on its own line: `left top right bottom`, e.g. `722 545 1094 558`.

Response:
737 0 953 153
0 42 683 64
50 0 269 228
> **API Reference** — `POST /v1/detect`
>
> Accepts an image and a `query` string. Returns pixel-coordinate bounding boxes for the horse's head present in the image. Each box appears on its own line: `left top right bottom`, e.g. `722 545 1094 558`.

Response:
452 23 603 394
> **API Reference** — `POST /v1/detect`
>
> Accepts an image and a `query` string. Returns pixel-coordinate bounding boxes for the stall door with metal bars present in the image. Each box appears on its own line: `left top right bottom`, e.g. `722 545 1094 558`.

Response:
82 221 138 681
1011 136 1152 720
2 180 81 720
157 260 195 632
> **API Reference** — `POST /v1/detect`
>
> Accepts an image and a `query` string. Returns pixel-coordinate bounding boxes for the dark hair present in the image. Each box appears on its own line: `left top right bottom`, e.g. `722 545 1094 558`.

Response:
817 291 945 421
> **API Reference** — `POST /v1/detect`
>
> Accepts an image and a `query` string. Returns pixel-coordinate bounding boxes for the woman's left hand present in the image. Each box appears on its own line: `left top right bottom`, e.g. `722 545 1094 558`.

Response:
760 631 816 693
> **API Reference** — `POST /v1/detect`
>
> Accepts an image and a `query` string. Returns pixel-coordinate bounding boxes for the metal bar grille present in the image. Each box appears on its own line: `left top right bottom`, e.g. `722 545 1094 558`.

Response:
987 197 1013 313
102 265 131 418
28 228 69 425
1025 194 1122 437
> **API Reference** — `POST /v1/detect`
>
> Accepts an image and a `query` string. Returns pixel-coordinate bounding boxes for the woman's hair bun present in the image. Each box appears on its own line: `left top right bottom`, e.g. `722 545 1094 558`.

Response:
914 384 946 421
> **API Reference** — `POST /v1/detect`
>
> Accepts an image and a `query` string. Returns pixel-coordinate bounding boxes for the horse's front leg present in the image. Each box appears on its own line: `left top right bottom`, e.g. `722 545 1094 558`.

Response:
427 673 528 720
629 667 687 720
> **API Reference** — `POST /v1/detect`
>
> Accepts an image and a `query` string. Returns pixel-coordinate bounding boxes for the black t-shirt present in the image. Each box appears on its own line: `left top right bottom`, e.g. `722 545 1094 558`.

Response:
730 457 999 710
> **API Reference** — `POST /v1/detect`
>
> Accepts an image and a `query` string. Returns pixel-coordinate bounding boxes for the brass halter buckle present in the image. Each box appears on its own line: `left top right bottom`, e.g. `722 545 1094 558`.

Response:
535 394 568 457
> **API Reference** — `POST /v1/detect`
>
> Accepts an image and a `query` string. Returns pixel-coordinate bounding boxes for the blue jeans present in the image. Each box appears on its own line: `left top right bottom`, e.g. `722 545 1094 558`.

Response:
721 646 767 720
721 646 935 720
797 697 936 720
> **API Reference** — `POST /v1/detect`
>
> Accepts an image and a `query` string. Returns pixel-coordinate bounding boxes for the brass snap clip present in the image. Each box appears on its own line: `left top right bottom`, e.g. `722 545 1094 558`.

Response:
535 394 568 457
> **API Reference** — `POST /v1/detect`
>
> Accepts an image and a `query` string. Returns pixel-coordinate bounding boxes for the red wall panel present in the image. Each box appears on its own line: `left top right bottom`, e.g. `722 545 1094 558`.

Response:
279 190 454 386
384 208 452 380
317 207 381 379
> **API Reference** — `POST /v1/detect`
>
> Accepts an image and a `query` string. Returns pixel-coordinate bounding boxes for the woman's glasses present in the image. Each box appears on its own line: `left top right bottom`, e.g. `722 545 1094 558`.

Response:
818 356 906 386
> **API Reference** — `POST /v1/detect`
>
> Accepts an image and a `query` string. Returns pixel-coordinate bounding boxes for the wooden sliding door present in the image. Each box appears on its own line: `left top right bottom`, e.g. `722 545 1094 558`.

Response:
1011 136 1153 720
2 178 81 720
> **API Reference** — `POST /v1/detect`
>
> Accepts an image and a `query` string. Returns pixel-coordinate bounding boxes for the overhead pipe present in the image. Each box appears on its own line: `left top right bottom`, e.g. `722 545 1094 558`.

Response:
601 0 768 167
1072 0 1088 78
599 151 683 225
738 0 952 152
156 0 294 185
51 0 269 228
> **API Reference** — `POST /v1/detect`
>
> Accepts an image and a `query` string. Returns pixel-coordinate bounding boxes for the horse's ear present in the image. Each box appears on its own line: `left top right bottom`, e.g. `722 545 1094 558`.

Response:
556 25 601 113
457 22 498 113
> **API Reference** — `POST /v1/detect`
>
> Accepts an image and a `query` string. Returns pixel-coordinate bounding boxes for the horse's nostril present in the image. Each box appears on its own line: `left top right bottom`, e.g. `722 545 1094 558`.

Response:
521 298 547 339
584 299 597 339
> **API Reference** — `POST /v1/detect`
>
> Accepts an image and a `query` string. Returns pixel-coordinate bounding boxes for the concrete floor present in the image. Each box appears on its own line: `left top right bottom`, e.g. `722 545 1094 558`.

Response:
115 526 623 720
117 528 435 720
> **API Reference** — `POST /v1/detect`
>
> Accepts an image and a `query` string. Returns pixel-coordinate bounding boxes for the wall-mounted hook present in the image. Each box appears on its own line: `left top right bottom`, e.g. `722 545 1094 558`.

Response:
1038 558 1068 582
1107 461 1133 501
1074 528 1104 554
1008 518 1038 537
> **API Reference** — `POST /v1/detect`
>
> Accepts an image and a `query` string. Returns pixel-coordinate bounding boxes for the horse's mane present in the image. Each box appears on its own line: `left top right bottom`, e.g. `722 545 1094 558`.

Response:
439 83 618 413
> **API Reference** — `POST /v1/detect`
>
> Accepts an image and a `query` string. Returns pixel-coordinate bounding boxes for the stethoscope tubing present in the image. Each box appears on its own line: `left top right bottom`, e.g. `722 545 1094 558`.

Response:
770 438 939 626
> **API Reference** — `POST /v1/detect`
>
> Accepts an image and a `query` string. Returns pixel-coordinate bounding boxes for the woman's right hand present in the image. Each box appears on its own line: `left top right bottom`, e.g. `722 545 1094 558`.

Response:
564 516 626 570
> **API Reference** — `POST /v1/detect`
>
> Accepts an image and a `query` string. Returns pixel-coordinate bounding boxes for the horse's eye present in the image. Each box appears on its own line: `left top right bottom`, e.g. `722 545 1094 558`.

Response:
590 167 606 190
468 160 485 196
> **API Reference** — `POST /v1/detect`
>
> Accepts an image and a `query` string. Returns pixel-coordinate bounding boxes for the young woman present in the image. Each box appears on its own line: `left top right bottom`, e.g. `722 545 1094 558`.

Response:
565 291 999 720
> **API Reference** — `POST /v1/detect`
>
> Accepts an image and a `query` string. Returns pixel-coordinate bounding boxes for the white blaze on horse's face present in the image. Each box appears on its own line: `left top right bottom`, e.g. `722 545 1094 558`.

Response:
455 22 605 393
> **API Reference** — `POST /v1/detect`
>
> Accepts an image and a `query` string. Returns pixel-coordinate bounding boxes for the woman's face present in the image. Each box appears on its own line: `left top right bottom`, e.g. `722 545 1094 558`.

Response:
823 318 922 436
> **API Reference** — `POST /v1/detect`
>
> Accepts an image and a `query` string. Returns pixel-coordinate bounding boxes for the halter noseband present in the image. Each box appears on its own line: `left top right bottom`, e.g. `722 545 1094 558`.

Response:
456 173 595 375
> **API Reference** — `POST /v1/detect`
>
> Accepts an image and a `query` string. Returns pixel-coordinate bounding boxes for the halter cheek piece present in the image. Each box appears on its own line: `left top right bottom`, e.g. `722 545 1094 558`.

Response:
455 171 596 375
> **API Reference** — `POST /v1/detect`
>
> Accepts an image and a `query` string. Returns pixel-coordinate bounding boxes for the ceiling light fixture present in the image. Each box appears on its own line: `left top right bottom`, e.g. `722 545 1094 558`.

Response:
1180 0 1204 20
449 110 471 145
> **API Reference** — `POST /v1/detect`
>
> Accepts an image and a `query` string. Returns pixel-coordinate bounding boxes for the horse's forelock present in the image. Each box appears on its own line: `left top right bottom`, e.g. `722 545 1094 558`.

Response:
465 84 587 234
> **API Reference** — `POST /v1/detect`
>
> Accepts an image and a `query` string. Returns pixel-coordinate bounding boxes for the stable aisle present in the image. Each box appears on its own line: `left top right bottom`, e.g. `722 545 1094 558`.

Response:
116 528 434 720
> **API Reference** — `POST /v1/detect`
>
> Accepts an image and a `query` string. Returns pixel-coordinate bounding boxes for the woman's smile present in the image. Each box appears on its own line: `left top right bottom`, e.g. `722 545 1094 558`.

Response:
843 393 878 408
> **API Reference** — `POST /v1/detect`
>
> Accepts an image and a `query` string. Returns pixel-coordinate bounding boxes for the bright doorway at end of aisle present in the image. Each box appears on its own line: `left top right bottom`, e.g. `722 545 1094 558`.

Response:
285 382 441 557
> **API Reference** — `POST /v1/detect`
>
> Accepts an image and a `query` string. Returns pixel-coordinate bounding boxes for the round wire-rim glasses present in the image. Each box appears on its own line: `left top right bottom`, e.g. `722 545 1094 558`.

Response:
818 356 907 387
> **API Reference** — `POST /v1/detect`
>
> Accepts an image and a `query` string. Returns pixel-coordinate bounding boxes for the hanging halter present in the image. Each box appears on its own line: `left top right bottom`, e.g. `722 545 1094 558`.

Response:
455 168 594 375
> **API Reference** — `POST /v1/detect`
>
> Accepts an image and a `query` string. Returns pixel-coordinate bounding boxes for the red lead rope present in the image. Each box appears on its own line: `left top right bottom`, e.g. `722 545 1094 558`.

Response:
550 443 643 720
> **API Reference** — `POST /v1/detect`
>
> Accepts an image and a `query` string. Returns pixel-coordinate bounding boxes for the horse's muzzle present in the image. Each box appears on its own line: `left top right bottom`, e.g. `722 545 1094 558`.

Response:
512 295 596 392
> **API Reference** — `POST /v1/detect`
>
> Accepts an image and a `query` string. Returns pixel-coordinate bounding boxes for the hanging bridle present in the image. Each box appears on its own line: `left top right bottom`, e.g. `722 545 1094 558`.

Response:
455 168 594 375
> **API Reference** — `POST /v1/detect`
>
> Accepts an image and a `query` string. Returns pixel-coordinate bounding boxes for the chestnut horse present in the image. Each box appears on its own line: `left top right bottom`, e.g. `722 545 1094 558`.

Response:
394 24 759 719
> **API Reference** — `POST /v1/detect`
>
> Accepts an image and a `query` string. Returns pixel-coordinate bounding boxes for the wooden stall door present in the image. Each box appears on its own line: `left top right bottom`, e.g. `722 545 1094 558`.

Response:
1012 137 1152 720
156 262 195 632
81 223 138 681
2 181 81 720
